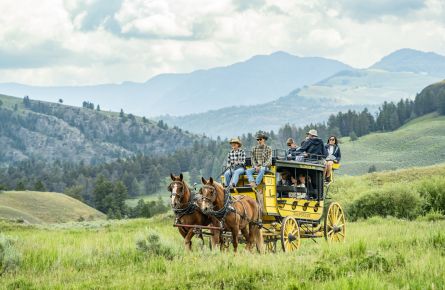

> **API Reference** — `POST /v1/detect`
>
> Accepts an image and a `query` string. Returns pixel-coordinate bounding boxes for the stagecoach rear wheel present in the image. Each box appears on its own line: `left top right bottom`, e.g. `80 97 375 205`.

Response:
280 216 301 252
324 202 346 242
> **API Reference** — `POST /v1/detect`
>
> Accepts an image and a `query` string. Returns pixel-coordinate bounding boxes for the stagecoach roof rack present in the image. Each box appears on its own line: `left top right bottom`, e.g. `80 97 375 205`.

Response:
245 149 325 169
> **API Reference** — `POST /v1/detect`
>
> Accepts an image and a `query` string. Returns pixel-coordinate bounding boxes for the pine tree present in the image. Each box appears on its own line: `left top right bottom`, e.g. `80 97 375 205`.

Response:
15 181 26 191
33 180 46 191
349 131 358 141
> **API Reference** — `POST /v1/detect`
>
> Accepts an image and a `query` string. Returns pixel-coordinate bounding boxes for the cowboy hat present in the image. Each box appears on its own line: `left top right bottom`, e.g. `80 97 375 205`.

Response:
229 137 242 146
307 129 318 137
255 131 268 140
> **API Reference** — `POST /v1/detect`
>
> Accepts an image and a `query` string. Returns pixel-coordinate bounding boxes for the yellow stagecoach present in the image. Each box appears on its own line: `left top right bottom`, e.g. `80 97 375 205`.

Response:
221 150 346 252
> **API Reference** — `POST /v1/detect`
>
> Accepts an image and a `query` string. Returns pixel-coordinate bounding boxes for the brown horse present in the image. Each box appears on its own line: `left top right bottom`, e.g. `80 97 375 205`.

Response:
168 173 218 251
198 177 263 253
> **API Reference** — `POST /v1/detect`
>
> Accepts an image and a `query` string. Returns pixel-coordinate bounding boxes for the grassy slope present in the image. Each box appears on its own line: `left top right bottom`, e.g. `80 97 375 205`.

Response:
331 162 445 209
340 113 445 175
0 191 105 223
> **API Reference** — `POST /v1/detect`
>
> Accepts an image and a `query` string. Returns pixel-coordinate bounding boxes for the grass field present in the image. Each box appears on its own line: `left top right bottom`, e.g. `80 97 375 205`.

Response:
1 215 444 289
1 164 445 289
340 113 445 175
0 191 105 224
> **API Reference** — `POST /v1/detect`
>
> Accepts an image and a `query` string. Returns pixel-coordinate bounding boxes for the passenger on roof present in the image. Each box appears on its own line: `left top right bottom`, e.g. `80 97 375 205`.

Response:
246 132 272 187
324 135 341 183
223 137 246 187
286 138 298 160
295 129 328 159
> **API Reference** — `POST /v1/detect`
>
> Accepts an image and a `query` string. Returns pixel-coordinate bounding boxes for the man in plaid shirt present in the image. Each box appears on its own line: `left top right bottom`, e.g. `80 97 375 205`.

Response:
223 137 246 187
246 132 272 187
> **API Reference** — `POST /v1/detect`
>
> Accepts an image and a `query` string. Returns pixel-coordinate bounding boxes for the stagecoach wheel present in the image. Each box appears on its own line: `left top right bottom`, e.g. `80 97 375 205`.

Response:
265 239 277 253
280 217 301 252
324 202 346 242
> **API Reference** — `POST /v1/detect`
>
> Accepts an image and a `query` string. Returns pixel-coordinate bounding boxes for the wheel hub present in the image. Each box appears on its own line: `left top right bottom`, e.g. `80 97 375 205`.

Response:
288 234 297 242
333 225 341 233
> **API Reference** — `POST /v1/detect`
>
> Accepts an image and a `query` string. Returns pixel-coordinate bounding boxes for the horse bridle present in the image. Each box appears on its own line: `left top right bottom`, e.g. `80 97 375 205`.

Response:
168 180 187 207
199 184 217 202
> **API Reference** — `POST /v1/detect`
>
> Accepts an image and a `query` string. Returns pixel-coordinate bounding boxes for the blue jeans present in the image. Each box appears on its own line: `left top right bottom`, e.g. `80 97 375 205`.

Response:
246 167 267 186
224 167 245 186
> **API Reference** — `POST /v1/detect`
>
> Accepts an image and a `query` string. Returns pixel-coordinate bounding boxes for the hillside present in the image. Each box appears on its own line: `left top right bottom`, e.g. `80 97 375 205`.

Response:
161 91 372 137
340 113 445 175
0 94 198 165
0 51 351 117
0 190 105 223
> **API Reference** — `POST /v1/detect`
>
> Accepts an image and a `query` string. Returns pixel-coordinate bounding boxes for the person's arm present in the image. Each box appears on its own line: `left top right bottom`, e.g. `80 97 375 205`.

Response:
251 147 258 167
263 147 273 167
322 144 328 158
336 146 341 162
238 150 246 166
226 152 231 167
296 140 310 154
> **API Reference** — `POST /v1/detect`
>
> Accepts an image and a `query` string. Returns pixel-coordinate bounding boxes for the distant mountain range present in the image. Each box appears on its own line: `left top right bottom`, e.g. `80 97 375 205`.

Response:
0 51 351 117
162 67 441 137
1 48 444 137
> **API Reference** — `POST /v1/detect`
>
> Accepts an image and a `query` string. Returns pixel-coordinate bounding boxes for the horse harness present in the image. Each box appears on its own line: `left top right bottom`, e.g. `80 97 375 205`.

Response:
201 185 257 229
169 181 199 224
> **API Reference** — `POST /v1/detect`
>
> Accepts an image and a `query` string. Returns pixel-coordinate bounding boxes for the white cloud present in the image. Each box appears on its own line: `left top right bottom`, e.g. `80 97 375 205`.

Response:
0 0 444 85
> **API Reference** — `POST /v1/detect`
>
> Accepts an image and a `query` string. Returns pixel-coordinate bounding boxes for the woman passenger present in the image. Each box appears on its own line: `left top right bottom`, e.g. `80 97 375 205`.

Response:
324 135 341 182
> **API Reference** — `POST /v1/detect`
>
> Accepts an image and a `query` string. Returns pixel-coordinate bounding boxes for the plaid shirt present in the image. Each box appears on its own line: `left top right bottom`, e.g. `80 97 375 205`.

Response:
226 149 246 168
251 144 272 167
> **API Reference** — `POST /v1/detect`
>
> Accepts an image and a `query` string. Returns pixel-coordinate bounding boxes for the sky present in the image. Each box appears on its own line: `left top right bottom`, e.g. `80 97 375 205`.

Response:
0 0 445 86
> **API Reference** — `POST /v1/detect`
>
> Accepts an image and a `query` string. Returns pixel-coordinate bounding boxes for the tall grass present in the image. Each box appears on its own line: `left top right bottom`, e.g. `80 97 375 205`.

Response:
0 215 444 289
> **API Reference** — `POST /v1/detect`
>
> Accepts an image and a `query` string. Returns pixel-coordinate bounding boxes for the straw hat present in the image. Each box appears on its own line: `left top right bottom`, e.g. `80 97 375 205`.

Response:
307 129 318 137
286 138 294 146
229 137 242 146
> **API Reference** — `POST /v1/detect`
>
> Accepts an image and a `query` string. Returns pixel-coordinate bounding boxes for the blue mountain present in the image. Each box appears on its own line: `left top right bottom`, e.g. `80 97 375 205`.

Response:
0 52 351 116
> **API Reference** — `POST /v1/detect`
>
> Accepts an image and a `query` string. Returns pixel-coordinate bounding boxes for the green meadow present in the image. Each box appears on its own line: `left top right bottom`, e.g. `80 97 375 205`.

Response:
1 216 444 289
1 164 445 289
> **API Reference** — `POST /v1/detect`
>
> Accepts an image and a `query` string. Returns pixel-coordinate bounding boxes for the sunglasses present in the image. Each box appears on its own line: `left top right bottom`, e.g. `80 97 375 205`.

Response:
257 138 263 141
329 138 335 141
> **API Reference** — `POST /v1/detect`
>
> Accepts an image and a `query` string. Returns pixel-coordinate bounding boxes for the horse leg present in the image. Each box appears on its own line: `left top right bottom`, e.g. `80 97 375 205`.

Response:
210 229 220 251
241 227 251 252
250 224 264 254
231 227 239 253
184 229 195 251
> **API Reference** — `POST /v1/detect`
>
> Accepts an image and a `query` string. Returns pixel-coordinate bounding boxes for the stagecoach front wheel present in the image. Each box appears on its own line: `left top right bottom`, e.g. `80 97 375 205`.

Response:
280 216 301 252
324 202 346 242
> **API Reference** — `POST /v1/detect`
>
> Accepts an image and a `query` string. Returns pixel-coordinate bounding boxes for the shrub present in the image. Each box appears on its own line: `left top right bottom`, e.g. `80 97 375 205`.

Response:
417 177 445 214
136 230 175 260
348 184 422 221
357 252 390 272
310 261 335 281
0 234 21 276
